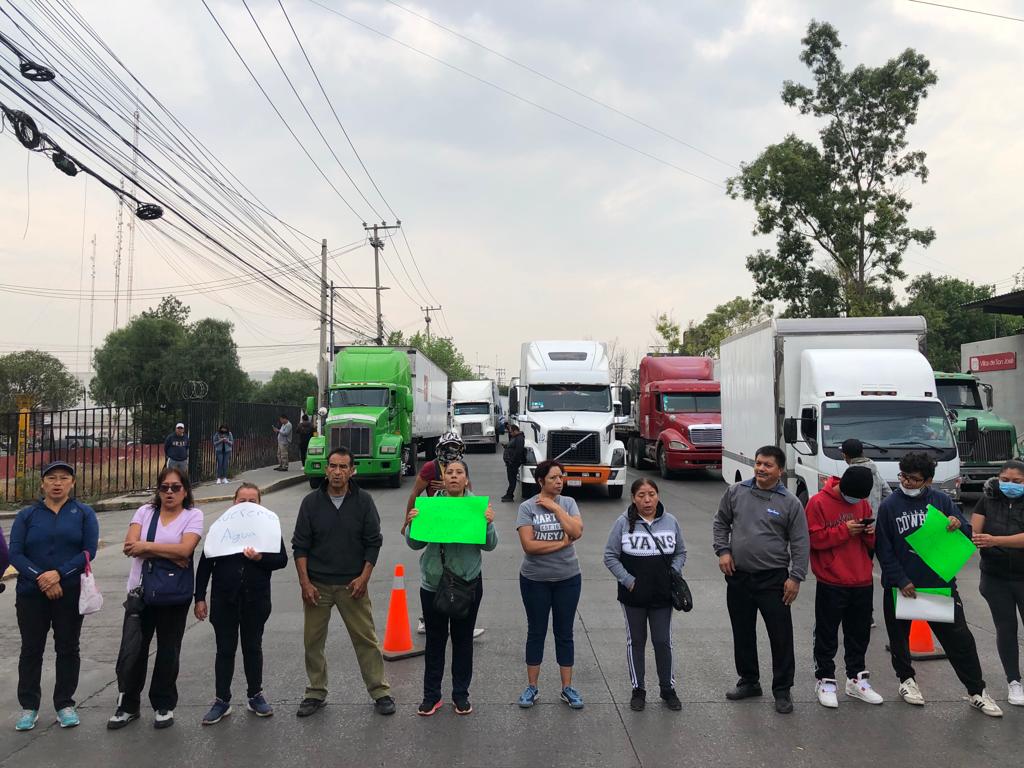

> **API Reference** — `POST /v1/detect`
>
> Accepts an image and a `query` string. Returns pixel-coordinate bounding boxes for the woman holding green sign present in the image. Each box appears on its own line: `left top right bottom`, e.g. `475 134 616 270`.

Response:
406 460 497 716
971 459 1024 707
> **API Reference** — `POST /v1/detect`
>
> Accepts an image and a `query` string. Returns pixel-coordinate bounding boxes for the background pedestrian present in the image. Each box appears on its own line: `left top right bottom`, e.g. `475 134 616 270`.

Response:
212 424 233 484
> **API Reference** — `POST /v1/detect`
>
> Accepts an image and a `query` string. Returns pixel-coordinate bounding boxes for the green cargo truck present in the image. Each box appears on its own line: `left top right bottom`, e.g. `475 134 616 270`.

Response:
304 346 449 488
935 372 1019 495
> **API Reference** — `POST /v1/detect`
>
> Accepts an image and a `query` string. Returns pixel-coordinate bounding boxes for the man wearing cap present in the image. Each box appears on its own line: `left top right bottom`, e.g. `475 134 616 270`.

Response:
805 465 884 709
164 424 189 476
8 461 99 731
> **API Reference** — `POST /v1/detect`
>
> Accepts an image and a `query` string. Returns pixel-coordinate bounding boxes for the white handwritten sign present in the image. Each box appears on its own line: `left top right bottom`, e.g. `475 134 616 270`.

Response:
203 502 282 558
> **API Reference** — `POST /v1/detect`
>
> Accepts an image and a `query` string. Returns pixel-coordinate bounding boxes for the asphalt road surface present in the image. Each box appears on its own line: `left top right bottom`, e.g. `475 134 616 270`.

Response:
0 450 1018 767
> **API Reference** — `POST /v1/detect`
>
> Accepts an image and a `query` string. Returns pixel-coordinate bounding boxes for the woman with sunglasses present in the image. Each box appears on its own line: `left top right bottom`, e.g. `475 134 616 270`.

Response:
108 467 203 731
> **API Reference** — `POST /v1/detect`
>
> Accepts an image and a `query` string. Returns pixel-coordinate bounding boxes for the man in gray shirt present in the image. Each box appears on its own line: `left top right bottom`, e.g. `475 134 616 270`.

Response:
273 414 293 471
713 445 809 714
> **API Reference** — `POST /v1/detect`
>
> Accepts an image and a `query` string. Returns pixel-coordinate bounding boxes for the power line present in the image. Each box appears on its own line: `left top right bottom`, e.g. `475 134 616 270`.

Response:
906 0 1024 23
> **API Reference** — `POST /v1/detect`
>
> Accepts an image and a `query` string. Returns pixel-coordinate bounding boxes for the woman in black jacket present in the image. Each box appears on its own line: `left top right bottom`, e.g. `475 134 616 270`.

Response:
194 483 288 723
972 459 1024 707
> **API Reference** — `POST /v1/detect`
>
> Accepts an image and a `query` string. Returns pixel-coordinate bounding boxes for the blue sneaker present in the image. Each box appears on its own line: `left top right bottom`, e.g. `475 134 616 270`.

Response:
560 686 584 709
517 685 540 708
201 699 232 725
247 692 274 717
56 707 80 728
15 710 38 732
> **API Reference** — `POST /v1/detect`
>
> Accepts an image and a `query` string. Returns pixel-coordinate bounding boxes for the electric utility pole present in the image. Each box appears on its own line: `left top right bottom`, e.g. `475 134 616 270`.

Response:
318 238 328 410
364 221 401 346
421 305 442 340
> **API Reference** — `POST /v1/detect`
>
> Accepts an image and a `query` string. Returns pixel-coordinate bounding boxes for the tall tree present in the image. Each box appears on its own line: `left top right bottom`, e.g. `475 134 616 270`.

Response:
654 314 683 353
896 274 1023 372
386 330 475 384
0 351 80 411
682 297 774 357
254 368 317 406
727 20 938 317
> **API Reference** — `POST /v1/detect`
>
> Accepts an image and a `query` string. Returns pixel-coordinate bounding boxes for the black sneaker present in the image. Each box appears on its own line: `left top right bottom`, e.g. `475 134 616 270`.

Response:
725 683 763 700
629 688 646 711
374 695 396 715
417 698 442 716
106 707 140 730
453 696 472 715
153 709 174 729
774 692 794 714
661 688 682 711
296 698 325 718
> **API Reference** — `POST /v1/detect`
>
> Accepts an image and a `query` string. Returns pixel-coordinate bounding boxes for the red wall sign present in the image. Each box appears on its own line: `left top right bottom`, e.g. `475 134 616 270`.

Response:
969 352 1017 372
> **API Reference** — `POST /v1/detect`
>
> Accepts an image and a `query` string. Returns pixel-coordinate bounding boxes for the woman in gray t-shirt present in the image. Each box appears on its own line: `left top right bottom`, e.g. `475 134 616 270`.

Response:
514 460 584 710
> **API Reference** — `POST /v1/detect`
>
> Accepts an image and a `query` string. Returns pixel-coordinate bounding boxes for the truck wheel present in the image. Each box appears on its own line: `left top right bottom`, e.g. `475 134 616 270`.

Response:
424 438 437 460
627 439 637 469
796 482 808 506
388 470 402 489
489 438 498 454
521 481 538 499
658 446 674 480
608 484 624 500
403 442 418 477
308 477 321 489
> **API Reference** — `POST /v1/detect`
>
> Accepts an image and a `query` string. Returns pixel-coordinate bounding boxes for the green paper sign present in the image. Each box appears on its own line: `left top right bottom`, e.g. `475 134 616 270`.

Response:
892 586 952 607
905 504 976 583
410 496 489 545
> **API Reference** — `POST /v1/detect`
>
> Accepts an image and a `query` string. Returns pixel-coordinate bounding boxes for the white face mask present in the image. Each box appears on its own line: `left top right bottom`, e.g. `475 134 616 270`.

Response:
900 485 923 497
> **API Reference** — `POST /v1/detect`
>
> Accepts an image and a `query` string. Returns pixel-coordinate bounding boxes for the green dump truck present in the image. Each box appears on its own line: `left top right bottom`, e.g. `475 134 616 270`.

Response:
304 346 449 488
935 371 1019 496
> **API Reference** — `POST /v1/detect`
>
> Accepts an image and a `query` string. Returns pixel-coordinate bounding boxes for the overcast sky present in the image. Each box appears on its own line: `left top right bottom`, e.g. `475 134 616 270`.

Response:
0 0 1020 387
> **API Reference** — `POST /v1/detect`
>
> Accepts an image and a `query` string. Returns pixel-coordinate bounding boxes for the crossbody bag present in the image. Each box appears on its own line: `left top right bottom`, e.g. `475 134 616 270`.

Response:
639 521 692 612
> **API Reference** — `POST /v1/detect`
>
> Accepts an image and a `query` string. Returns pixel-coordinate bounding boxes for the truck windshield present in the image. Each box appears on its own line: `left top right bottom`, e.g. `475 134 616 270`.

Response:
527 385 611 413
935 381 982 410
663 393 720 413
454 402 489 416
821 400 956 461
330 388 388 408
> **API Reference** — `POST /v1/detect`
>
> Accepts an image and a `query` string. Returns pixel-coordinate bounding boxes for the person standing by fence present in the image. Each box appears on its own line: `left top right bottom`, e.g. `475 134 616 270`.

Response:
212 424 233 485
296 415 314 466
9 461 99 732
273 415 292 472
164 423 189 475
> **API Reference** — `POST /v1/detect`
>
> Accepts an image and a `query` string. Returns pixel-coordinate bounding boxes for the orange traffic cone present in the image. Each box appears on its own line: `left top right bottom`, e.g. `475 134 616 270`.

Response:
909 620 946 660
382 564 424 661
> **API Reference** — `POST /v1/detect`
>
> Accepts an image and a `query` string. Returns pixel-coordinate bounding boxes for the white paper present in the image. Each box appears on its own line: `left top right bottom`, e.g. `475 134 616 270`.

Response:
894 592 955 623
204 502 282 558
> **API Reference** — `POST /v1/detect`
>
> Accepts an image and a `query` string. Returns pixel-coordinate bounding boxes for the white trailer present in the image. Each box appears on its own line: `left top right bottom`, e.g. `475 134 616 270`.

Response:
406 348 449 455
509 340 627 499
720 317 962 501
450 379 501 451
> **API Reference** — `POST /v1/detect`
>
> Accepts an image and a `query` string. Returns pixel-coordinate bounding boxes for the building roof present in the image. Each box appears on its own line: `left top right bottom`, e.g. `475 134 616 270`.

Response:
962 289 1024 316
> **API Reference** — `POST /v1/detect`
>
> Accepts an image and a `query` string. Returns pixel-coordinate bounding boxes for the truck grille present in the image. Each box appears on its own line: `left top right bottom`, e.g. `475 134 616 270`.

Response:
689 425 722 448
331 424 372 457
548 431 600 464
957 429 1014 463
461 423 482 437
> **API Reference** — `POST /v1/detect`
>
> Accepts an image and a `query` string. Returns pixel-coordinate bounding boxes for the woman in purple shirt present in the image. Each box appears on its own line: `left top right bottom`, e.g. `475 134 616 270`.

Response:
107 467 203 731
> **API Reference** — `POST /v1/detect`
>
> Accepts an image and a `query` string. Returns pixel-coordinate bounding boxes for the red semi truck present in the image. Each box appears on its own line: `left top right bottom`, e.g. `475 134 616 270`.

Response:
616 355 723 478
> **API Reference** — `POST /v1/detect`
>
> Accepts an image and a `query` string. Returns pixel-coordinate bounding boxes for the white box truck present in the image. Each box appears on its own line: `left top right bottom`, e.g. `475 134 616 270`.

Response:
720 317 963 502
450 379 502 451
509 340 627 499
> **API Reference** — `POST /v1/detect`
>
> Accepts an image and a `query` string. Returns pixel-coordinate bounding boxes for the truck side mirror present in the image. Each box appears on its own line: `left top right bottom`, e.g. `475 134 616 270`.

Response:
404 391 414 411
305 396 316 415
965 416 980 444
981 383 994 410
508 386 519 416
783 417 798 444
621 388 633 417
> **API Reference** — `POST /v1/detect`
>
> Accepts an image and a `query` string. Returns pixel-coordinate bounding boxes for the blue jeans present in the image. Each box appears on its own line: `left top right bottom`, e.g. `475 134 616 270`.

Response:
519 573 581 667
215 452 230 479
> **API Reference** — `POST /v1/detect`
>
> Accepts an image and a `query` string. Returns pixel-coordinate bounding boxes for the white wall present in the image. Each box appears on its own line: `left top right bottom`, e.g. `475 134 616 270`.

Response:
962 334 1024 439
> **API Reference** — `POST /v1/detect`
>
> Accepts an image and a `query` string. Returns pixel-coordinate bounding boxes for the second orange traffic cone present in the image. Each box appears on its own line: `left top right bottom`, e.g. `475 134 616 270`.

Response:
382 564 424 661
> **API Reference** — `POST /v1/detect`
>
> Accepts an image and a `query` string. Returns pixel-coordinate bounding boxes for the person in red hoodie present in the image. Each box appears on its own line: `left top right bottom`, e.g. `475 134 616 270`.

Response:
806 465 884 708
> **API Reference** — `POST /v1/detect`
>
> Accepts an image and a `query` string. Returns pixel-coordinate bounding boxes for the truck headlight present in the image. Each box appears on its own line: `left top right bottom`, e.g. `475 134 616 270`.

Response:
307 446 324 456
669 440 689 451
380 445 397 454
525 448 538 465
612 448 625 467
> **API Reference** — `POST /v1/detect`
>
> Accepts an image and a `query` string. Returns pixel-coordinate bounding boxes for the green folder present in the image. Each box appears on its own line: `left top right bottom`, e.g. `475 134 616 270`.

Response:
905 504 976 583
892 586 952 607
410 496 489 545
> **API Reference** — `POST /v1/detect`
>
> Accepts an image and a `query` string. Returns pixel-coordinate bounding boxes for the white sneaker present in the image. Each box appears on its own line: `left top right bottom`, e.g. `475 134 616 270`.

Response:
1009 681 1024 706
416 618 425 635
845 672 884 704
899 678 925 706
473 627 486 639
815 678 839 708
969 690 1003 717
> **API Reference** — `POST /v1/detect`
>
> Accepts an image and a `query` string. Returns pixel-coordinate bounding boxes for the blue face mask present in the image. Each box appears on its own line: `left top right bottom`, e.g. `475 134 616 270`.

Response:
999 481 1024 499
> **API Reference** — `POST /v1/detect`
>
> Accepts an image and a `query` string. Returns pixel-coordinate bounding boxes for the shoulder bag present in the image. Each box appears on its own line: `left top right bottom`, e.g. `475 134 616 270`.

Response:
140 509 195 606
432 544 475 620
639 521 692 612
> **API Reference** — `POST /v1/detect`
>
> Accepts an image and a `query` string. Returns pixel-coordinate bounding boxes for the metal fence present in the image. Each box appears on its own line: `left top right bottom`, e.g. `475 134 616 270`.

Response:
0 400 301 504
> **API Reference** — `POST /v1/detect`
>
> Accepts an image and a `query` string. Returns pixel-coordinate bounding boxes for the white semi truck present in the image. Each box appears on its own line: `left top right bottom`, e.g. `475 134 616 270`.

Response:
720 317 964 502
509 340 627 499
450 379 502 451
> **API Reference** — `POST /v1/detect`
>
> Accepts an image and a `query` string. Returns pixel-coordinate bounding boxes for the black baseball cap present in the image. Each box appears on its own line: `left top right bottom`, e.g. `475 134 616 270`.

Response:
41 460 75 478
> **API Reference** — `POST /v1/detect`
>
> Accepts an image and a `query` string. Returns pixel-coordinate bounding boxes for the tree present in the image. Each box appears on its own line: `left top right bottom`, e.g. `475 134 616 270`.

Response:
727 20 937 317
682 297 774 357
254 368 317 406
895 274 1024 371
386 331 475 384
654 313 683 353
0 351 80 412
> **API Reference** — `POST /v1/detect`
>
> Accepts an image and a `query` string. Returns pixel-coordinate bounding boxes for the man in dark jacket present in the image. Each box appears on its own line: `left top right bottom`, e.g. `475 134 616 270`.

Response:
713 445 809 714
164 423 189 475
502 423 526 502
296 415 315 466
292 447 395 718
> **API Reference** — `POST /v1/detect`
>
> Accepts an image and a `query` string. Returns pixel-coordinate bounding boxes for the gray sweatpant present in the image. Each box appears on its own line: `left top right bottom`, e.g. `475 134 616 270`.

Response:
622 604 674 691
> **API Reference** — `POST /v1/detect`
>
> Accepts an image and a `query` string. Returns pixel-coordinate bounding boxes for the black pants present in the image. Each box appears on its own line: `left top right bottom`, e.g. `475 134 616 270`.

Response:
813 582 872 680
725 568 794 695
882 586 985 695
300 441 310 465
420 579 483 701
622 604 674 691
504 462 520 498
979 573 1024 683
16 586 83 711
119 602 189 713
211 592 272 702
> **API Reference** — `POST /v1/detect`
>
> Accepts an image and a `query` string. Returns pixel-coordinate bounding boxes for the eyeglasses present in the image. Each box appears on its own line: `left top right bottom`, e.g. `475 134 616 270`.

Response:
897 472 926 486
159 483 184 493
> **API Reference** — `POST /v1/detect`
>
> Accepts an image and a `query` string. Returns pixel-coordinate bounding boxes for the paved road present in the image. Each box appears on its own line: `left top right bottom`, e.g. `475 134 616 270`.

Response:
0 451 1018 767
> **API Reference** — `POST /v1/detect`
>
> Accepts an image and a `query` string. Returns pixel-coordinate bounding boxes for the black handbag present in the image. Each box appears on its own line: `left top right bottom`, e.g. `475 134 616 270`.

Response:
432 545 476 620
640 521 692 612
140 509 195 607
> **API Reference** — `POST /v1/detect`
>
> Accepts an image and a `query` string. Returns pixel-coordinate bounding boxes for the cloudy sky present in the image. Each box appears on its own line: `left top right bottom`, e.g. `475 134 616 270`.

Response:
0 0 1020 388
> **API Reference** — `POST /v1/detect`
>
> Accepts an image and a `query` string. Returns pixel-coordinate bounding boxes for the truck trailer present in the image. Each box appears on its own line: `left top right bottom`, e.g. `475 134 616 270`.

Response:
450 379 502 451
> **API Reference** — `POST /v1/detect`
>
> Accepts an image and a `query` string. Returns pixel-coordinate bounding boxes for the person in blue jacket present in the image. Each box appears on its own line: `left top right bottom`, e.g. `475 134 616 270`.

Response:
8 460 99 732
875 451 1001 717
0 526 9 578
